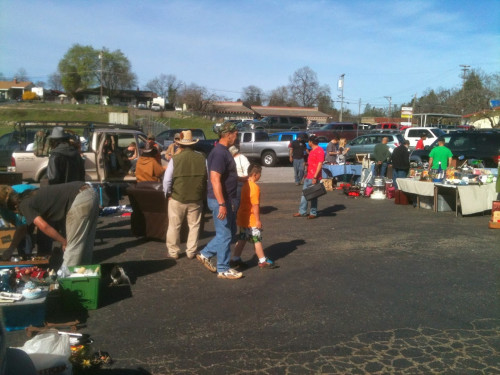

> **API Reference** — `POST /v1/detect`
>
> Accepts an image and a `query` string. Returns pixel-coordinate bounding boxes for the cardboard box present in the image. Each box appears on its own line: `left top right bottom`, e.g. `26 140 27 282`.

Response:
0 228 16 250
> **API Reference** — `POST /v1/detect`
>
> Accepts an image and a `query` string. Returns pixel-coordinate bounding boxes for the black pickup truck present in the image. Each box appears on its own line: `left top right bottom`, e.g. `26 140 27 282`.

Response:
410 130 500 168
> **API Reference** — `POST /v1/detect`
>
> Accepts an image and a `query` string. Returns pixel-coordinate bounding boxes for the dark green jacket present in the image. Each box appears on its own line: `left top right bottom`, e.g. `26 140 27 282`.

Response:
374 143 391 163
171 148 207 203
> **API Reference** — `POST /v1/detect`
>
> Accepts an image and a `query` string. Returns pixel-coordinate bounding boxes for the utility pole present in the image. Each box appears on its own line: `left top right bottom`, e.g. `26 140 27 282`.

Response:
358 98 362 123
338 74 345 122
99 51 103 109
384 96 392 120
459 64 470 86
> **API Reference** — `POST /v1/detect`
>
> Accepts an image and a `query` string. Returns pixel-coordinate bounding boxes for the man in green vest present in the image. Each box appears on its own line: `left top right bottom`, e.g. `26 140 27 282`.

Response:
163 130 207 259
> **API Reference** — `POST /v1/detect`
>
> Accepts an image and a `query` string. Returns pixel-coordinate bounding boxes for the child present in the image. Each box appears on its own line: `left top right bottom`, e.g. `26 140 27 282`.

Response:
230 164 278 269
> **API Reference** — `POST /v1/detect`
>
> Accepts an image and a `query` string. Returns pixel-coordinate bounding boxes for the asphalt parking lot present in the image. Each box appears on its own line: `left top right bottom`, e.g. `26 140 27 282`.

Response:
6 167 500 374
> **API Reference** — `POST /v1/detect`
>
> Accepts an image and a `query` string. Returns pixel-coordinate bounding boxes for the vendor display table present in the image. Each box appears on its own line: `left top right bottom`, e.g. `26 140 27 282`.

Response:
398 178 497 216
396 179 435 209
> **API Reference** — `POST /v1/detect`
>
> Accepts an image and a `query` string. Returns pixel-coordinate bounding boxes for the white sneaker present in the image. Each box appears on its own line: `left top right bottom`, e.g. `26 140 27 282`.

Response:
217 268 243 279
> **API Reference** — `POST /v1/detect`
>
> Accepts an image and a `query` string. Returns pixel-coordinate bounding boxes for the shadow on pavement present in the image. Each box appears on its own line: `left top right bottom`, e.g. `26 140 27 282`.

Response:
265 239 306 261
319 204 346 217
261 205 278 214
87 368 152 374
92 238 148 263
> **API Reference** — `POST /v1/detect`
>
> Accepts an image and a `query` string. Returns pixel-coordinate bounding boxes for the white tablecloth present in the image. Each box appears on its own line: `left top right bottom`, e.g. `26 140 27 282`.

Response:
457 183 497 215
399 178 498 215
396 178 435 196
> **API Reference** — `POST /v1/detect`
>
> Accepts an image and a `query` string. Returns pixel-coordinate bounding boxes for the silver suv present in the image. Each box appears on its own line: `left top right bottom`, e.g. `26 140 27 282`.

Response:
345 133 405 162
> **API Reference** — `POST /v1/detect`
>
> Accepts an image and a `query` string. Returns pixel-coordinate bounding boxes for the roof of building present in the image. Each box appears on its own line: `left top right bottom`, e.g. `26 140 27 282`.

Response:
207 101 254 115
251 106 329 118
0 79 34 89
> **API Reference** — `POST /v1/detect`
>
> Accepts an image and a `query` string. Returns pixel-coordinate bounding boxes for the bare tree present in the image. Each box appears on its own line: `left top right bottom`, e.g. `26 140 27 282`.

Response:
268 86 293 106
241 85 264 106
48 72 63 91
15 68 29 81
145 74 182 104
181 84 220 113
289 66 320 107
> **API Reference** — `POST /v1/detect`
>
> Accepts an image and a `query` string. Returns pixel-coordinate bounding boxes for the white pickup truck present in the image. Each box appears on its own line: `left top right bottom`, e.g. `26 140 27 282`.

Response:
10 122 148 183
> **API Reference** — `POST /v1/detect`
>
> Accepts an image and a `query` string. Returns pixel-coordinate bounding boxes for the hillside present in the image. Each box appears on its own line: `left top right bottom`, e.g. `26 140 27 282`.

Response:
0 102 217 138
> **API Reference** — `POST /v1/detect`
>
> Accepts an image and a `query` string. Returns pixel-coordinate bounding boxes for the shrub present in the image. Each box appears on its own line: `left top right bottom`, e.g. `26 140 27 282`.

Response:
22 91 39 101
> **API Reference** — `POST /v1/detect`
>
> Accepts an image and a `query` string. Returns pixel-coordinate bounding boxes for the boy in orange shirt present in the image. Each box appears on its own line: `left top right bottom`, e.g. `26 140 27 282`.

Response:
230 164 278 269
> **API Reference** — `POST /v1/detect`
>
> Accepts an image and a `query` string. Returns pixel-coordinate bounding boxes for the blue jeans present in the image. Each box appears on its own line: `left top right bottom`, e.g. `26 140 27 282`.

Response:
200 197 236 272
293 159 305 184
299 178 318 216
392 169 408 190
376 162 388 177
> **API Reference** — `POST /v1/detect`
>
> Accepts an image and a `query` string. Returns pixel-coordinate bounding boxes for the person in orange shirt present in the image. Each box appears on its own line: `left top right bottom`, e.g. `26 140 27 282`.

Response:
230 164 278 270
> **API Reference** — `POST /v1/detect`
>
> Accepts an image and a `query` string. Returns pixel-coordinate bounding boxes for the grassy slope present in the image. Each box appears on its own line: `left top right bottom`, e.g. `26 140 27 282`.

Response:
0 102 217 138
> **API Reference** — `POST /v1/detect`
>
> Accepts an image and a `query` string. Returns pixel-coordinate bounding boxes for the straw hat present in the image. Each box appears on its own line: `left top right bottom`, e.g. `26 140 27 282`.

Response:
175 130 199 146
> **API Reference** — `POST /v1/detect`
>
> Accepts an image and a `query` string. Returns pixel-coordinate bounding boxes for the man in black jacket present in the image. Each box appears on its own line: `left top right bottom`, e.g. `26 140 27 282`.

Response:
391 140 410 189
47 127 85 185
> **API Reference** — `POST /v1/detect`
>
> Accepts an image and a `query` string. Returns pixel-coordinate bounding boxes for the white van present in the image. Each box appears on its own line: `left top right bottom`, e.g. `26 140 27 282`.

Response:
404 127 446 149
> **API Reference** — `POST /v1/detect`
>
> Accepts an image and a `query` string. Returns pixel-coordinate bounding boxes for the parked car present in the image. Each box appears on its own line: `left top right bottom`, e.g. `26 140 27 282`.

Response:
238 131 292 167
137 102 147 109
410 130 500 168
345 133 405 162
257 116 307 131
11 122 147 182
151 103 162 112
0 130 38 168
404 127 446 149
310 122 369 142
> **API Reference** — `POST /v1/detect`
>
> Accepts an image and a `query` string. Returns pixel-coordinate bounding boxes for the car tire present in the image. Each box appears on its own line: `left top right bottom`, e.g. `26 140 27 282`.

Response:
261 151 277 167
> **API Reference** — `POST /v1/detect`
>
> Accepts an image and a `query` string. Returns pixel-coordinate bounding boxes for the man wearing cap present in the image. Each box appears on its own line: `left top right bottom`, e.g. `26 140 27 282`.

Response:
428 137 453 170
165 133 182 161
391 140 411 189
197 122 242 279
46 126 85 185
135 146 166 182
163 130 207 259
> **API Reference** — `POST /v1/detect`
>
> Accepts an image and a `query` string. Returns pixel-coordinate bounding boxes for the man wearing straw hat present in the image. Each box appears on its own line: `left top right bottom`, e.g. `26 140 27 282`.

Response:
163 130 207 260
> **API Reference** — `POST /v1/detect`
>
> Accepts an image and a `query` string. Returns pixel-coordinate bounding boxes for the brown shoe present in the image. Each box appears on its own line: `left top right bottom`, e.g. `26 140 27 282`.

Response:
293 213 307 217
307 215 317 219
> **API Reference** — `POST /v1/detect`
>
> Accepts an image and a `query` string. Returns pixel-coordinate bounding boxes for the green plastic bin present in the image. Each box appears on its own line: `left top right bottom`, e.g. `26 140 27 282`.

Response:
58 265 101 310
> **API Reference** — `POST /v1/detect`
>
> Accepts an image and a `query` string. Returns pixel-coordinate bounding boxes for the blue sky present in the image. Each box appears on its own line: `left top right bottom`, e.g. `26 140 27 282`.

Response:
0 0 498 112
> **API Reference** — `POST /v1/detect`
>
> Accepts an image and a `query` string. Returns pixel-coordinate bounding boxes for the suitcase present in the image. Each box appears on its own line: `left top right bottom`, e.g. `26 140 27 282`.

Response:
394 189 409 205
303 183 327 201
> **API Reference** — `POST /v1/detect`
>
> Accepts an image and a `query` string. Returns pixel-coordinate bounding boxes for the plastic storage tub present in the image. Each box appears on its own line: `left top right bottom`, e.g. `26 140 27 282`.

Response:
58 265 101 310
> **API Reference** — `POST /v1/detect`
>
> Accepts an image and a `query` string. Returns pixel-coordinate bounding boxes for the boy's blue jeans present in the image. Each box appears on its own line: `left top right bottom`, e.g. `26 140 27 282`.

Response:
299 179 318 216
200 197 236 273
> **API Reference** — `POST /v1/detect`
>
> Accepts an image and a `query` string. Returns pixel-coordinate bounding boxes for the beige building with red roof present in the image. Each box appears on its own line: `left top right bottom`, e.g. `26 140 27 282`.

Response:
0 79 34 100
206 101 329 123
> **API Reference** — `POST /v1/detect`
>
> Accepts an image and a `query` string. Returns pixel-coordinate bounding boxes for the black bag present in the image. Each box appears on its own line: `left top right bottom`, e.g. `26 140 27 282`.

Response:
303 183 327 201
